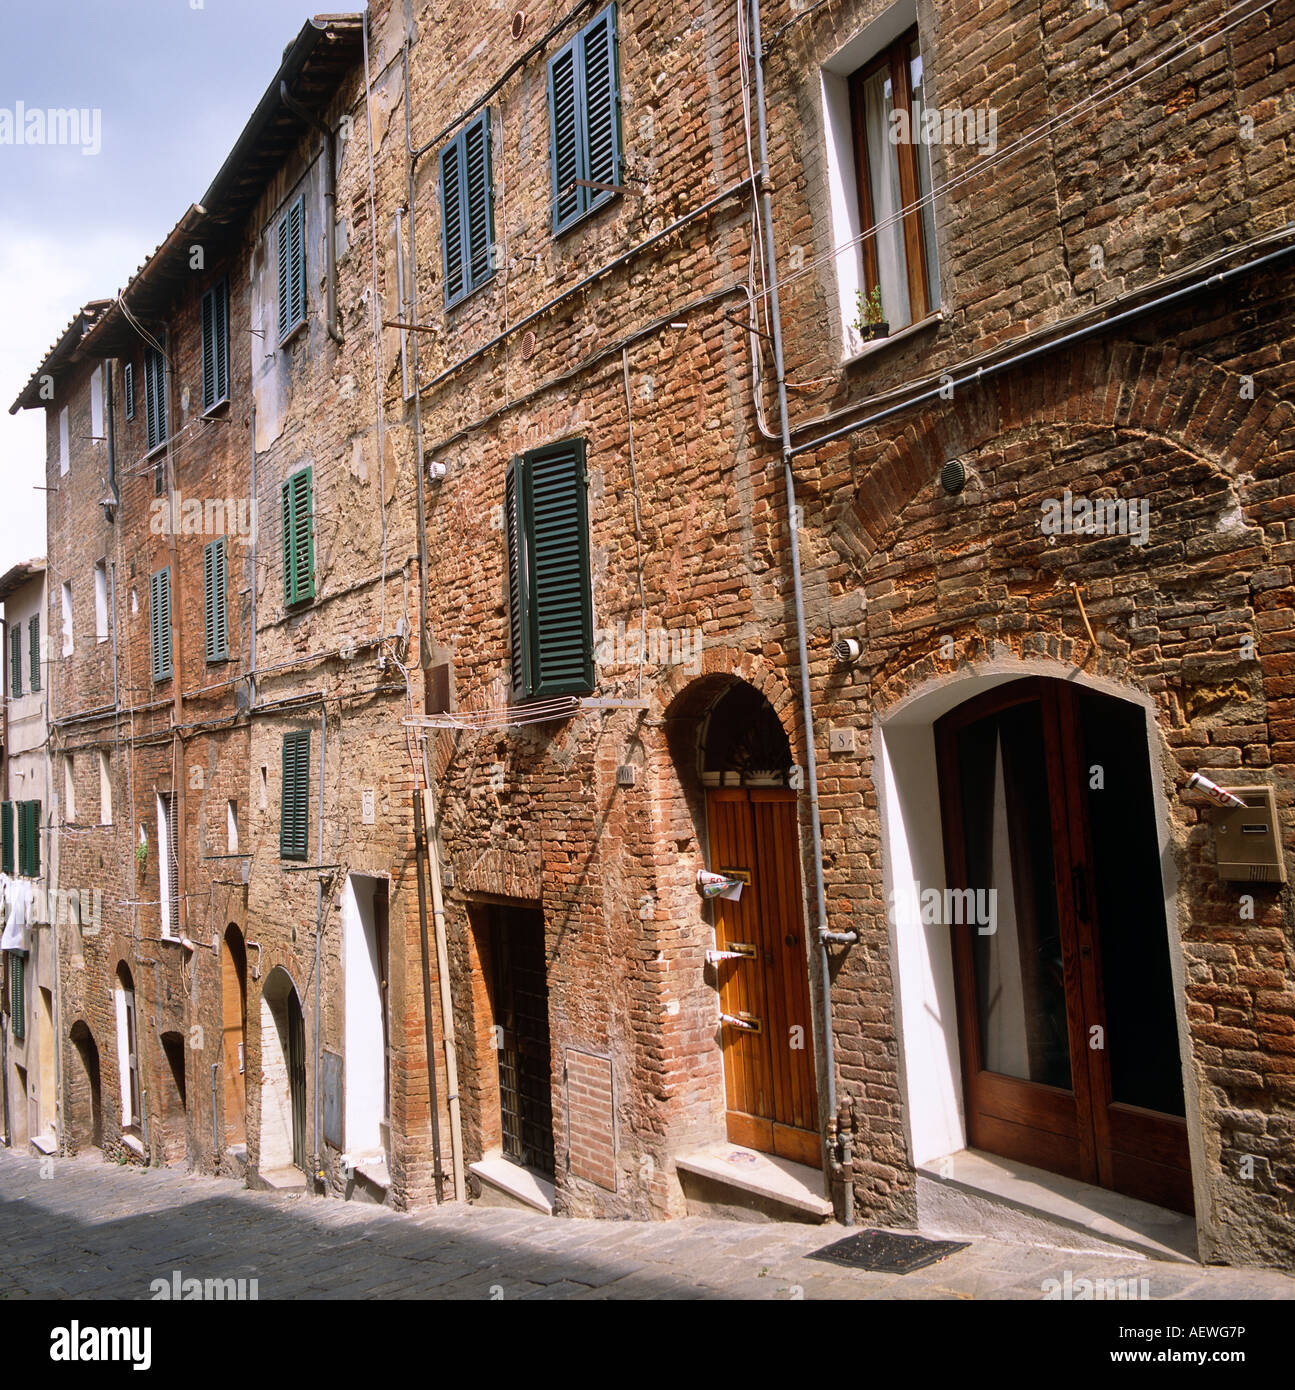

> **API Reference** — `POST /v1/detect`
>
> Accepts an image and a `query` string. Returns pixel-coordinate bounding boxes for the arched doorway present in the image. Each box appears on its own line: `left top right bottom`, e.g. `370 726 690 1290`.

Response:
695 680 819 1166
934 676 1191 1213
260 968 306 1174
68 1020 103 1150
221 926 247 1150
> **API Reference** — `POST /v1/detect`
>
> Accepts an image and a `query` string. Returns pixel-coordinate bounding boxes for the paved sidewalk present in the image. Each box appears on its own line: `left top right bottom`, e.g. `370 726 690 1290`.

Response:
1 1149 1291 1300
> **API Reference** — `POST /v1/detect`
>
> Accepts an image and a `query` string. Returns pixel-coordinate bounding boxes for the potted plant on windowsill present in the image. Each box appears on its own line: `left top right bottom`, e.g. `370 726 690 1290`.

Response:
854 285 889 343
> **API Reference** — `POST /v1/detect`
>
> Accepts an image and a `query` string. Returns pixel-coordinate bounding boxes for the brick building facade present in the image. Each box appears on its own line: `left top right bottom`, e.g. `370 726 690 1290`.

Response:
8 0 1293 1272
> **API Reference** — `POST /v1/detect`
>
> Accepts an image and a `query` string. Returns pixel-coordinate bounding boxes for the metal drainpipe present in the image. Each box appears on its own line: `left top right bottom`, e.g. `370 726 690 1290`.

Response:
747 0 848 1161
280 82 341 345
402 37 433 671
312 696 326 1188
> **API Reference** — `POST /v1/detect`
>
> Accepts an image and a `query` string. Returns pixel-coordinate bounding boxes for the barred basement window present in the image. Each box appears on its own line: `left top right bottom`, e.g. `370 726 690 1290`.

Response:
143 343 168 454
280 730 310 861
277 194 307 342
505 439 595 703
201 277 230 411
281 466 314 607
204 537 228 662
440 109 495 308
150 566 172 681
548 4 622 235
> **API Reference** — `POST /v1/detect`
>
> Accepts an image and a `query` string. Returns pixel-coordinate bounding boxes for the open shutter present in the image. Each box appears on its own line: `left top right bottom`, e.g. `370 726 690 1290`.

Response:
464 113 493 289
522 440 594 698
440 137 466 305
214 279 229 403
204 538 227 661
505 457 531 700
29 615 39 693
280 731 310 860
1 802 12 876
202 286 216 408
151 568 172 680
277 211 291 339
289 196 306 332
165 794 180 933
123 361 135 421
20 801 40 878
282 469 314 606
582 6 620 206
548 40 582 231
9 624 20 697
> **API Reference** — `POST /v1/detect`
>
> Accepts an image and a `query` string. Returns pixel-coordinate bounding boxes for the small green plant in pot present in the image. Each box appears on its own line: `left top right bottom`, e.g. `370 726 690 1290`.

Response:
854 284 889 343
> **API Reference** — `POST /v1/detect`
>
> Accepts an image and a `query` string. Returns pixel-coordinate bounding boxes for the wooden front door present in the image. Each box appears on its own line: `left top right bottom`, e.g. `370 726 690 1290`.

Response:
706 788 820 1167
935 679 1193 1214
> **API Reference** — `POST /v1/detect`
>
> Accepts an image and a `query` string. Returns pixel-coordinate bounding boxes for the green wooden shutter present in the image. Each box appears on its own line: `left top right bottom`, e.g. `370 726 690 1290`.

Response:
282 468 314 606
9 624 20 697
123 361 135 420
280 730 310 860
151 567 172 680
278 197 307 340
548 39 582 231
201 279 229 410
10 955 24 1040
144 346 166 453
505 457 531 701
1 802 13 876
520 440 594 699
19 801 40 878
582 6 620 205
549 5 620 234
28 615 39 693
204 538 228 661
440 136 465 304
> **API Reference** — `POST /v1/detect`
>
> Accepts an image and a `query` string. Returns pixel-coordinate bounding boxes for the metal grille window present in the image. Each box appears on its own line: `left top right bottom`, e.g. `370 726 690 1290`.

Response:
123 361 135 420
440 109 495 308
548 4 622 234
8 623 20 697
150 567 172 681
0 802 13 876
277 195 307 342
204 538 228 662
10 955 24 1041
28 615 39 693
280 730 310 861
201 277 230 411
490 906 555 1177
281 467 314 607
143 343 167 454
505 439 595 703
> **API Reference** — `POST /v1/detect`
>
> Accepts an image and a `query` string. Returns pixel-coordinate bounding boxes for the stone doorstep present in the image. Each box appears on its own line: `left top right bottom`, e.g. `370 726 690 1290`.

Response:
916 1149 1199 1265
674 1144 834 1222
252 1165 309 1194
470 1157 556 1215
30 1132 57 1156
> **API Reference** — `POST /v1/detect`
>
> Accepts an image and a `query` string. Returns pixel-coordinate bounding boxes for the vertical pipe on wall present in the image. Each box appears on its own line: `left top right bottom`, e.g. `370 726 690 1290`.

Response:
312 697 326 1187
746 0 846 1167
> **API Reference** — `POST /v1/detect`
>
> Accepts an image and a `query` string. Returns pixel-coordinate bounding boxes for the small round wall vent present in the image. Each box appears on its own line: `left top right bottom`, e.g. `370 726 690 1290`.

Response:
511 11 528 40
940 459 967 495
520 329 537 360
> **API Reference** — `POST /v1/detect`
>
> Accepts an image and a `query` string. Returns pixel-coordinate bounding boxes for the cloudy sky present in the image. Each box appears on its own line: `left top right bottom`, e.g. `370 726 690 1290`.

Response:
0 0 342 575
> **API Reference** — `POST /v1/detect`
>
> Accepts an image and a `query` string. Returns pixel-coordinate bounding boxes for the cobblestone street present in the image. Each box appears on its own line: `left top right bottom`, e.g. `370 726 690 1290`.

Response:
2 1150 1292 1302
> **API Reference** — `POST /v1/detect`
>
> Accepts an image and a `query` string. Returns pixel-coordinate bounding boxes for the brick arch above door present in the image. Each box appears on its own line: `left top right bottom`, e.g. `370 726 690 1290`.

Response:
828 340 1292 567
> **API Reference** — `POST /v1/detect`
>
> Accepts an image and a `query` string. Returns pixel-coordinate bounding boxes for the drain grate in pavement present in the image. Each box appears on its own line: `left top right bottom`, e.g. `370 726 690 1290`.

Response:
807 1228 969 1274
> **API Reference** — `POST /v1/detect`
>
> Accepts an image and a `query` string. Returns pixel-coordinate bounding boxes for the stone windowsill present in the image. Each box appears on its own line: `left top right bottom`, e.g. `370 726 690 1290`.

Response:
842 310 943 369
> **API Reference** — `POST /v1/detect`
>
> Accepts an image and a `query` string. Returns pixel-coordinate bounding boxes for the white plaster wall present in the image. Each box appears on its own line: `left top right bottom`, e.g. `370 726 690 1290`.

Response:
343 874 384 1156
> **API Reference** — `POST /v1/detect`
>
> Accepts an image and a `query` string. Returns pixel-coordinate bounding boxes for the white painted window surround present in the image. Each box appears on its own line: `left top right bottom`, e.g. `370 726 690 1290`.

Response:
90 366 104 440
819 0 922 359
94 561 108 642
58 407 69 475
61 581 73 655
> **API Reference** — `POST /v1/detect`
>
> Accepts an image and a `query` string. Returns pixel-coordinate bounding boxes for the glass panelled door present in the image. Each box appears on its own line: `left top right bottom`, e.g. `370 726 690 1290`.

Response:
936 679 1192 1214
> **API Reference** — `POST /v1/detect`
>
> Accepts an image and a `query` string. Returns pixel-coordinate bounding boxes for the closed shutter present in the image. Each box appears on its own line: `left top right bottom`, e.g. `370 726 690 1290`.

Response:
278 196 306 340
151 567 172 680
507 441 594 702
20 801 40 878
123 361 135 421
0 802 12 876
144 346 167 453
440 111 494 307
201 279 229 410
280 731 310 860
204 538 228 661
281 467 314 606
440 137 465 304
28 615 39 693
11 955 24 1040
505 458 531 700
9 624 20 697
548 5 621 233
